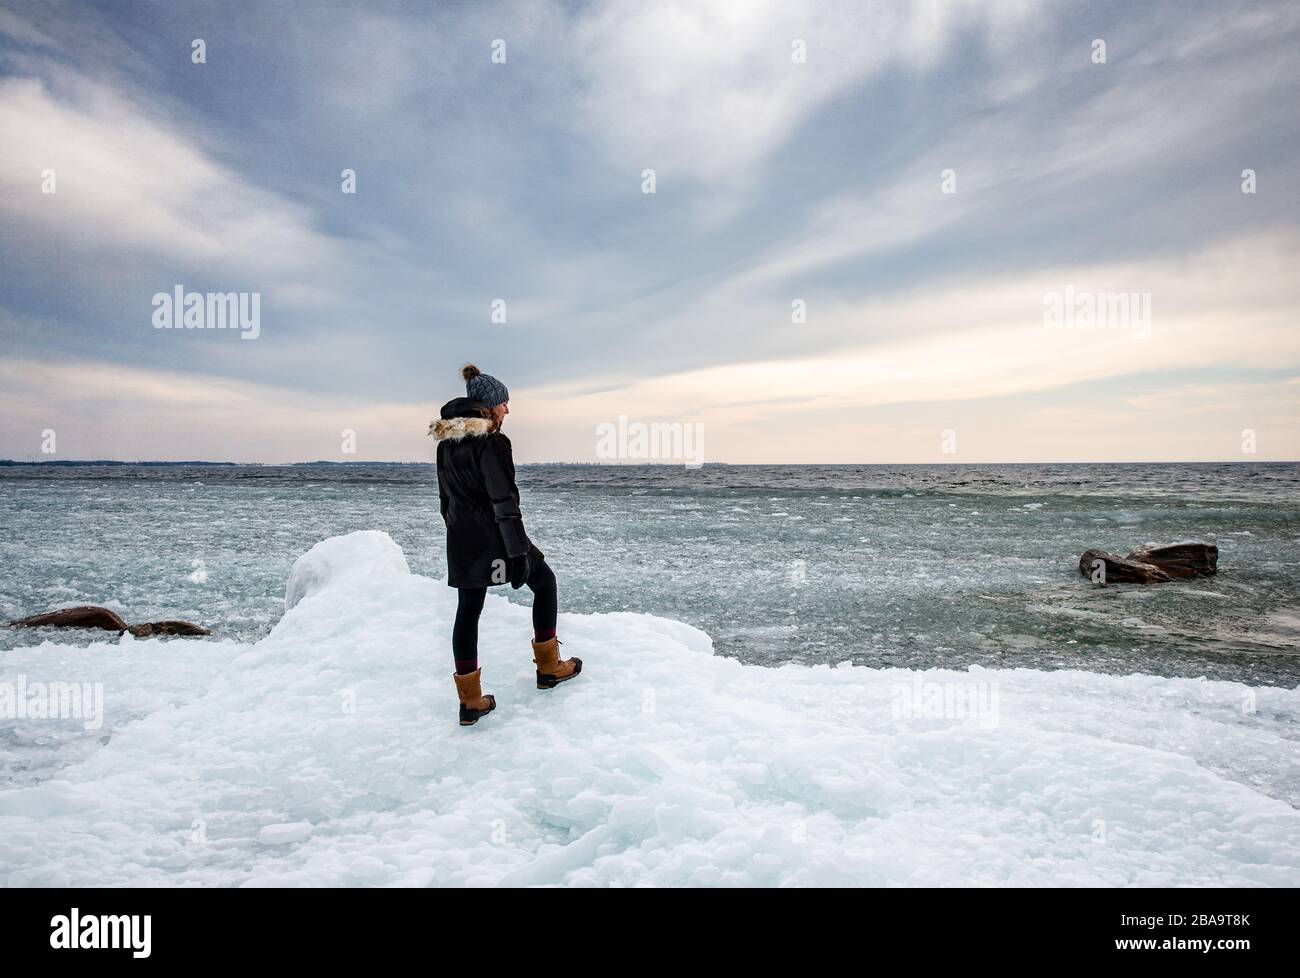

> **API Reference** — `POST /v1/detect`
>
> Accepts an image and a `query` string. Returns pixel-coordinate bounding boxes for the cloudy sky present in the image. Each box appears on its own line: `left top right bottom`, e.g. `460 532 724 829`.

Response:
1 0 1297 463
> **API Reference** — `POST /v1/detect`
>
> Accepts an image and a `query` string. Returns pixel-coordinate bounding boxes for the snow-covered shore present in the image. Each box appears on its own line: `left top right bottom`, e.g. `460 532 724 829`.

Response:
2 531 1297 887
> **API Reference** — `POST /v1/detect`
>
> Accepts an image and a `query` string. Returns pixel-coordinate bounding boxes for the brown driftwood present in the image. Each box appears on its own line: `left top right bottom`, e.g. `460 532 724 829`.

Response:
1079 543 1217 585
1125 543 1218 579
9 605 211 637
9 605 130 630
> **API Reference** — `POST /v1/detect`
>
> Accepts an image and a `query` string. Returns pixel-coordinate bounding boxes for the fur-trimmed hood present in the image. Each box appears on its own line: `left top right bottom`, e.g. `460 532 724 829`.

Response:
429 415 496 442
428 397 498 442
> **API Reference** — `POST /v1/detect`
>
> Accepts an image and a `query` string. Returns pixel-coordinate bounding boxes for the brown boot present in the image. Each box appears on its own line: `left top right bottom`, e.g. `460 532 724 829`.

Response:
454 669 496 726
532 637 582 690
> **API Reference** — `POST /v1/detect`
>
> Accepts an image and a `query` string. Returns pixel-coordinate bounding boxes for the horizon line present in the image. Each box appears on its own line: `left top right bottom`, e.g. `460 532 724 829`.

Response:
2 458 1297 467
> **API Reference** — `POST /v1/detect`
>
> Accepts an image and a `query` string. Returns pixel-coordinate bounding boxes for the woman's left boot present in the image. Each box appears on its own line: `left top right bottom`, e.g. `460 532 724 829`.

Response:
454 669 496 726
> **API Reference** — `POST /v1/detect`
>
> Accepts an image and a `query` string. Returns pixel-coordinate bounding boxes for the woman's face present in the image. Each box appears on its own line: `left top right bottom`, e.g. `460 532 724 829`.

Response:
492 402 509 424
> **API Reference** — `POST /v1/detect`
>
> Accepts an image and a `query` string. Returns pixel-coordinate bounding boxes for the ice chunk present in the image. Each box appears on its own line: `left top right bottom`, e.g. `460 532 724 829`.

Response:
0 532 1297 887
258 823 312 846
284 530 410 611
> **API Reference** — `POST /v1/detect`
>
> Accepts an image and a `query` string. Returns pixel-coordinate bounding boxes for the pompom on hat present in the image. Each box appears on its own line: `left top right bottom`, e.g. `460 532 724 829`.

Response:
461 364 509 408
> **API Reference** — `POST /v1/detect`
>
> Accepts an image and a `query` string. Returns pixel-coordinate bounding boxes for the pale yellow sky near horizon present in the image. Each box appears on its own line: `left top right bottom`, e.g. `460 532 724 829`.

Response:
3 229 1297 465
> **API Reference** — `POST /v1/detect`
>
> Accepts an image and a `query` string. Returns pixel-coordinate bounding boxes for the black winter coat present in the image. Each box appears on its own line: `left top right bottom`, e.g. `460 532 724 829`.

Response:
430 397 539 588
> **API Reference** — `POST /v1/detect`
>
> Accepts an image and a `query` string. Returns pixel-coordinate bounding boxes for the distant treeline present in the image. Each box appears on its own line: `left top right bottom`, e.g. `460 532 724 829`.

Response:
0 460 431 467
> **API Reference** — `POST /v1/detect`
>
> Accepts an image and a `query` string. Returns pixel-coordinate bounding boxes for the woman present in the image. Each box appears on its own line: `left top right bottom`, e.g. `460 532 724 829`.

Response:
429 364 582 726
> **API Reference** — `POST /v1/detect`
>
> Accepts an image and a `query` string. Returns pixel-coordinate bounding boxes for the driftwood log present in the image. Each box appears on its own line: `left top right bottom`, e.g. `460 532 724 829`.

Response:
1079 543 1218 585
1126 543 1220 579
8 605 211 637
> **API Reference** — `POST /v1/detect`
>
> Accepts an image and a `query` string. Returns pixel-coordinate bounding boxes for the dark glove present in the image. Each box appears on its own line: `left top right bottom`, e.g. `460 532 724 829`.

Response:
508 552 531 590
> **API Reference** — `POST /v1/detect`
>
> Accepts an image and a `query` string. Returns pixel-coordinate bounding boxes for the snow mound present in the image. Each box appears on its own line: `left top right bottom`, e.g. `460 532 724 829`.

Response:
284 529 410 611
2 531 1298 887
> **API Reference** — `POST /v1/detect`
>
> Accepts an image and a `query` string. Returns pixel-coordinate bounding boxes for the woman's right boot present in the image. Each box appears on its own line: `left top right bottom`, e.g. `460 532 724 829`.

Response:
532 638 582 689
454 668 496 726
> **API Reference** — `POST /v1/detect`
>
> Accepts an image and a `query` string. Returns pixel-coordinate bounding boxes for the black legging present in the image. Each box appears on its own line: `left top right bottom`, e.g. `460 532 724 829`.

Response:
453 558 557 673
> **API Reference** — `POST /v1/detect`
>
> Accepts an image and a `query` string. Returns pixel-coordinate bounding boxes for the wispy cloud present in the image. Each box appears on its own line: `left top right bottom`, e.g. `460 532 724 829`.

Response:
0 73 341 283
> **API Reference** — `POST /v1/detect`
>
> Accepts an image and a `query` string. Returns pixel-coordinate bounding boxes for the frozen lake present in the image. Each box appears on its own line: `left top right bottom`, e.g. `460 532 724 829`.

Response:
2 461 1298 685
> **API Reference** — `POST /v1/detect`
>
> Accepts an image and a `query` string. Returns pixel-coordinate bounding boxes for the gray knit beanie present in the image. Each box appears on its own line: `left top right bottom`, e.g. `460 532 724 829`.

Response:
461 364 509 407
